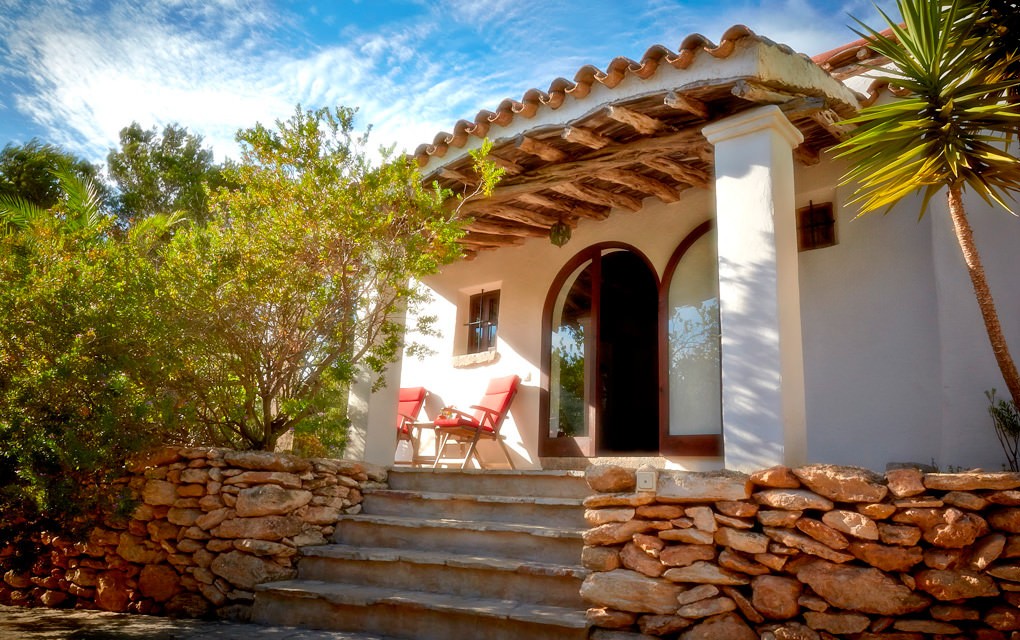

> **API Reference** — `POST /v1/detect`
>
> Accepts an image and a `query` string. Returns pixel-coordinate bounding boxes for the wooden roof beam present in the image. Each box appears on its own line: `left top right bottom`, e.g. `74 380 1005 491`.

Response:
461 232 526 247
605 105 666 135
447 130 709 207
515 192 610 220
640 157 710 189
550 182 643 212
598 169 680 203
664 91 709 119
809 108 854 141
516 135 567 162
465 219 548 238
562 126 610 150
439 167 477 186
794 144 821 166
732 79 799 105
477 203 561 228
488 155 525 176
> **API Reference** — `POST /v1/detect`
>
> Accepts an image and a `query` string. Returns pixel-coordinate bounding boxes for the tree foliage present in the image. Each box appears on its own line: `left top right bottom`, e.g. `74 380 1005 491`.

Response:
0 184 183 549
0 139 107 211
153 105 496 451
107 122 231 225
835 0 1020 408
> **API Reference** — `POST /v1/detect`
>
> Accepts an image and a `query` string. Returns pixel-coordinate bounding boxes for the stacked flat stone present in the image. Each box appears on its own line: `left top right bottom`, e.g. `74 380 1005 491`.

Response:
0 447 383 620
581 464 1020 639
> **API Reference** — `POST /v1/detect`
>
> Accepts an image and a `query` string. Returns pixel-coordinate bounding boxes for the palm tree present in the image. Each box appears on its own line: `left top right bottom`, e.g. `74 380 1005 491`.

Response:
0 167 106 236
835 0 1020 408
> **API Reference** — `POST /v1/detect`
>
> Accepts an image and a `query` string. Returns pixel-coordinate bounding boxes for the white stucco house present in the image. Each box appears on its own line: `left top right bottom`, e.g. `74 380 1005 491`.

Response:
347 26 1020 474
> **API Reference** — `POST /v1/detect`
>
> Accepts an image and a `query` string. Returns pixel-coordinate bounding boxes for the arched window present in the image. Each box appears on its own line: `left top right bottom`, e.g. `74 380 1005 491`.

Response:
659 221 722 456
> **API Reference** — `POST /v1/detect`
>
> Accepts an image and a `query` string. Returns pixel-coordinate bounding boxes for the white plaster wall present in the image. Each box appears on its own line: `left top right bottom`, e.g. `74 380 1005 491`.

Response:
796 155 1020 471
796 155 944 470
931 188 1020 470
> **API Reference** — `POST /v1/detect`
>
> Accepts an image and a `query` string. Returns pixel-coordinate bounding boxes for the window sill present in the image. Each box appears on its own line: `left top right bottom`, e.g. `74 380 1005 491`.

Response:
451 350 500 368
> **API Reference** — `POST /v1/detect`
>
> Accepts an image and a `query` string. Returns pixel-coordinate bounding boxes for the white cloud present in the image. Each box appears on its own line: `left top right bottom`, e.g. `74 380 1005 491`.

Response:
0 0 901 167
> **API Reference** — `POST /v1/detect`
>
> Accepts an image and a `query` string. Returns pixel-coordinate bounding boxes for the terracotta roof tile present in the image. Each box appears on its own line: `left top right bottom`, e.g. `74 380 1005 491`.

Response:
413 25 807 167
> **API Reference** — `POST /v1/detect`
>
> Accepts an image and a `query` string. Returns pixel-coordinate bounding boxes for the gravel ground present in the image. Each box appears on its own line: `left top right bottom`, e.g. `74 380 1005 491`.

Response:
0 605 395 640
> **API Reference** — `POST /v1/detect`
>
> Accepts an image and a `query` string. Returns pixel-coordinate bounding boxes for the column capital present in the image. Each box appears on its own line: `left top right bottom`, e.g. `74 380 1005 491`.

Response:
702 104 804 149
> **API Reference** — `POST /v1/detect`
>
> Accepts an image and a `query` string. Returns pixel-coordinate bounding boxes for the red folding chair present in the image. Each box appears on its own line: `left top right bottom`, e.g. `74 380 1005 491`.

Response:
433 375 520 469
395 387 428 466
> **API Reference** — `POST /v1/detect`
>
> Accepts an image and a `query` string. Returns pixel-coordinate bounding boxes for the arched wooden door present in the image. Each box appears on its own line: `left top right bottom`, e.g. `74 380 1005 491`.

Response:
540 244 659 457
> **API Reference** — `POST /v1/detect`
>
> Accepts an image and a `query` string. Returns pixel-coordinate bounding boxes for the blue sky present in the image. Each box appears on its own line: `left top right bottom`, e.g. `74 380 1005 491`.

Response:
0 0 897 166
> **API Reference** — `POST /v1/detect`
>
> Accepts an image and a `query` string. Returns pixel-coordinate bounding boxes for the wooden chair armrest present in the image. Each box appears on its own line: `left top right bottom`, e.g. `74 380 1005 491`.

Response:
469 405 500 416
441 407 476 420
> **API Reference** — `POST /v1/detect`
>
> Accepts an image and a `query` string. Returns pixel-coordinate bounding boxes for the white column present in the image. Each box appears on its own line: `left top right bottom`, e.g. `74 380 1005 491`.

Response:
702 105 807 471
346 303 407 466
345 361 401 466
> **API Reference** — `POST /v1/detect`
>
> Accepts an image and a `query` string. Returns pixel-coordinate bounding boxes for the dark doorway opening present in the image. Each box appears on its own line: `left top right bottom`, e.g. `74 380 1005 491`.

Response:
598 250 659 453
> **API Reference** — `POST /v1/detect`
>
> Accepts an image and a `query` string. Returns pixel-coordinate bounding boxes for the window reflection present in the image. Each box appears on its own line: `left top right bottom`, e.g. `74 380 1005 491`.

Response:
550 261 593 438
667 231 721 436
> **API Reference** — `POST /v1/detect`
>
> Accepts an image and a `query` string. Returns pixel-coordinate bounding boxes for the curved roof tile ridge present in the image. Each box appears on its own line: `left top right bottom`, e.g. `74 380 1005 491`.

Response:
412 25 767 165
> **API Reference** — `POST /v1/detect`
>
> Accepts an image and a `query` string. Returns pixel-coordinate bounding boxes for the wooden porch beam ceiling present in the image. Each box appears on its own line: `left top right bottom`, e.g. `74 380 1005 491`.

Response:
809 108 854 141
605 105 667 135
516 136 567 162
549 182 643 212
731 79 796 105
640 157 710 189
465 218 549 237
461 232 526 247
489 155 525 176
514 192 611 220
598 169 680 203
480 203 562 228
664 91 710 119
439 167 477 185
562 126 610 150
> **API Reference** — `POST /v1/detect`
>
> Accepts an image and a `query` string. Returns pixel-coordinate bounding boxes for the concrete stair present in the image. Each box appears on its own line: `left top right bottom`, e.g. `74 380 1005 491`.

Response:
253 468 591 640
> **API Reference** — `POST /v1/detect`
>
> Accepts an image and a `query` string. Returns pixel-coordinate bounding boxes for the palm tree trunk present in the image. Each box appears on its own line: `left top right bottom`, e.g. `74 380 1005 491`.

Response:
947 183 1020 408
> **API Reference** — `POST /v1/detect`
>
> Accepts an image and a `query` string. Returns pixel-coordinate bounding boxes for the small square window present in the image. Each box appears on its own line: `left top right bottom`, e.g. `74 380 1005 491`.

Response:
797 201 836 251
467 290 499 353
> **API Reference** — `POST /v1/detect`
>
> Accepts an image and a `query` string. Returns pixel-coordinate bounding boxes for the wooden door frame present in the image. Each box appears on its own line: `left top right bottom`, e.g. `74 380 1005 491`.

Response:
539 242 658 457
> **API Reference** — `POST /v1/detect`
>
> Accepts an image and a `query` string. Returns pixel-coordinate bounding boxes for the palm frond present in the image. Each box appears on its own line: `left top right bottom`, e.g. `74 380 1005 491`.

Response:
836 0 1020 218
0 194 47 235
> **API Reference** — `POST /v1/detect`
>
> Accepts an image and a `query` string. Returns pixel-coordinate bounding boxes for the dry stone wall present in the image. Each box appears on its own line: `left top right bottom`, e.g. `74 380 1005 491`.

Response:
582 464 1020 639
0 447 384 620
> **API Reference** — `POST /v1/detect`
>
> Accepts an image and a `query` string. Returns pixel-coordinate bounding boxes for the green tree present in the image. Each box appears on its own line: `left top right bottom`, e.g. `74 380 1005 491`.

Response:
0 139 107 210
0 181 182 551
107 122 231 225
835 0 1020 408
156 105 498 451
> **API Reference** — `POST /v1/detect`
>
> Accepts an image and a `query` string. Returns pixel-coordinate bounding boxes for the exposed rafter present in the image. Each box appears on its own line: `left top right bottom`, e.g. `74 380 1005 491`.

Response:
605 105 666 135
461 232 526 247
488 155 525 176
472 203 562 228
516 136 567 162
641 157 710 189
664 91 709 119
550 182 643 213
439 167 477 186
598 169 680 203
515 192 610 220
464 219 549 237
562 126 610 150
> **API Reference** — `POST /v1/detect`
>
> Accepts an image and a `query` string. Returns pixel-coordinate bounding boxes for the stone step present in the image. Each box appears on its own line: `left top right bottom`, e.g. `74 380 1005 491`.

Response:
385 469 590 499
297 544 587 609
332 514 583 566
363 488 586 529
253 580 589 640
